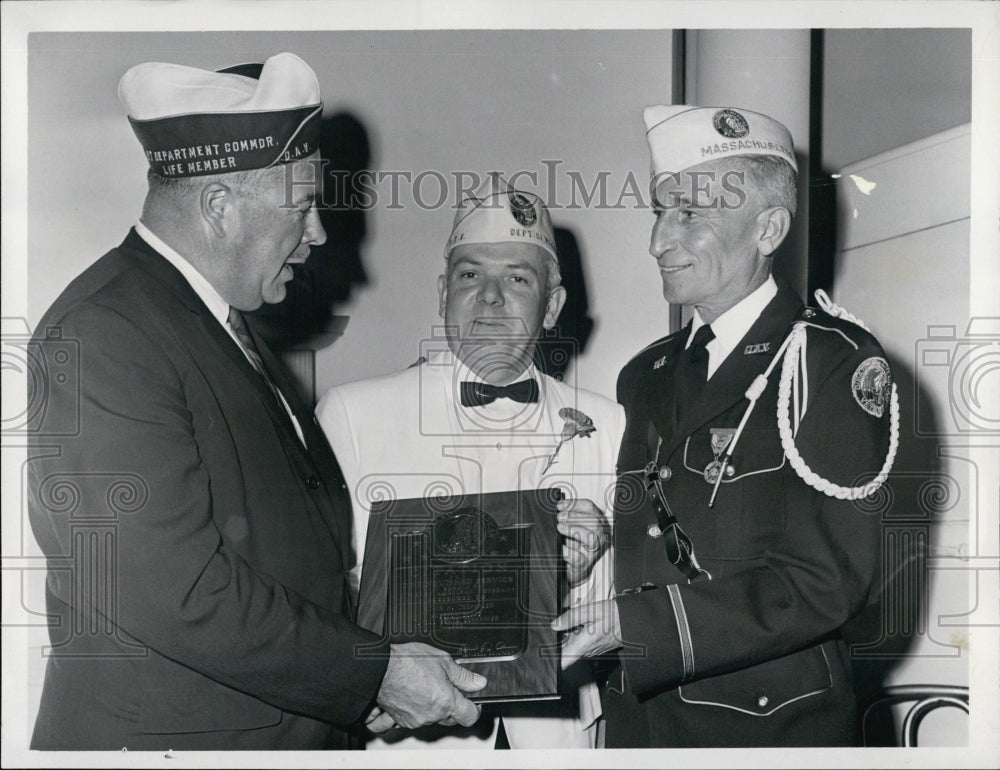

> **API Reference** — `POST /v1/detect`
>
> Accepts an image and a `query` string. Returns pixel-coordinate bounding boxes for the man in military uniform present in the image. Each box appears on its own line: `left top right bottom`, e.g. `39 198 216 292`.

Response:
554 105 896 747
316 176 625 749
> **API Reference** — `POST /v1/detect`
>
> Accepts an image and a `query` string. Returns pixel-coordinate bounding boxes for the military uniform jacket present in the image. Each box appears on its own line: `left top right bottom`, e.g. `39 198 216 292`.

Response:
606 282 890 747
27 230 389 750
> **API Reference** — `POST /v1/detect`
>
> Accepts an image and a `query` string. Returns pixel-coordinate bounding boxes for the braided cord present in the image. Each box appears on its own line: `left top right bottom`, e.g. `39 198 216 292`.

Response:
777 323 900 500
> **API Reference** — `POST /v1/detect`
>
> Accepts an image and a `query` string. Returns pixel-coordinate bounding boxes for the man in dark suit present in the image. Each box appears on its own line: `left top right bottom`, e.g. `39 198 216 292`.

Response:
27 52 484 751
553 105 897 746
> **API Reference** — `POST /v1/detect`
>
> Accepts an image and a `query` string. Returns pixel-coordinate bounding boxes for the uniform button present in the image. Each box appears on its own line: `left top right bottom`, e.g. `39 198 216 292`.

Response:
802 308 816 318
757 695 769 708
305 475 321 490
341 482 348 491
658 466 672 481
647 524 662 539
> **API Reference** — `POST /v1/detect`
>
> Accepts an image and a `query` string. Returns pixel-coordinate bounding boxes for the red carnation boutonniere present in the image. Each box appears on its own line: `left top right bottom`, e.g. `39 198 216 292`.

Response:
542 407 596 473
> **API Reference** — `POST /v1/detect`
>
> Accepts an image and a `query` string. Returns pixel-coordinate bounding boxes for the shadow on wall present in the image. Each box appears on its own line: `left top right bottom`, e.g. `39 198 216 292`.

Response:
534 227 595 383
842 348 954 745
810 165 960 746
251 112 371 352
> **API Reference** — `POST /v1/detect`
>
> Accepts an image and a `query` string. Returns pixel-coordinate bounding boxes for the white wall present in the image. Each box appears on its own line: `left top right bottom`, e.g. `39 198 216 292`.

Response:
28 30 677 403
821 28 971 172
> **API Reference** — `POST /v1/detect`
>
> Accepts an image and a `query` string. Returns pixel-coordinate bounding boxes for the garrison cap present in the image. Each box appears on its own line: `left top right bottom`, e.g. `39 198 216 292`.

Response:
119 52 323 178
643 104 797 177
446 175 557 263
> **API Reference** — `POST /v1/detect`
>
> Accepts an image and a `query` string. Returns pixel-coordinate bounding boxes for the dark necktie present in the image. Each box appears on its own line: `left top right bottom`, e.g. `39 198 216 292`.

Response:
459 378 540 408
673 323 715 421
228 307 304 445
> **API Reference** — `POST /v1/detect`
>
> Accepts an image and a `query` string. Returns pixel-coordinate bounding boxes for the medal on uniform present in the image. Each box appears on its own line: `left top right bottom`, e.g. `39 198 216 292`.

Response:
704 428 736 484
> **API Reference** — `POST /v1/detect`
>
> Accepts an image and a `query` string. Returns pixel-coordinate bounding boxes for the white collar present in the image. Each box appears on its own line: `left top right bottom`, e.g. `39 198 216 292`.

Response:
135 220 230 329
689 275 778 378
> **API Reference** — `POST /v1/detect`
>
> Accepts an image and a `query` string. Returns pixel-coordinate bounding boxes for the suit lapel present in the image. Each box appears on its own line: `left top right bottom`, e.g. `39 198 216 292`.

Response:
247 310 355 554
124 230 286 413
124 230 349 549
645 332 687 454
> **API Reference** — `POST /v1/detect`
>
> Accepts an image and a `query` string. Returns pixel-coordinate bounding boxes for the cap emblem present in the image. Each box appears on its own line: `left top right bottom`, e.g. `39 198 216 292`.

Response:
509 193 537 227
712 109 750 139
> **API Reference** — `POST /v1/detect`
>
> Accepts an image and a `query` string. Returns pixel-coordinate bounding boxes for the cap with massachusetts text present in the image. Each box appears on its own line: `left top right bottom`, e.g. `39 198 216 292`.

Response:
643 104 797 179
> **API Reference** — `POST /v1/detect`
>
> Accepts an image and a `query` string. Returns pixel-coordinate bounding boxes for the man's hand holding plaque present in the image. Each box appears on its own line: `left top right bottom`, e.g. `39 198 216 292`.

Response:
555 497 610 587
368 642 487 732
552 599 624 669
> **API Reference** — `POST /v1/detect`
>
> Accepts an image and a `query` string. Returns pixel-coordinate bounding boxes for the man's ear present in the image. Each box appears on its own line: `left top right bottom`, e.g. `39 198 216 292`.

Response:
437 274 448 319
756 206 792 257
201 182 234 238
543 285 567 330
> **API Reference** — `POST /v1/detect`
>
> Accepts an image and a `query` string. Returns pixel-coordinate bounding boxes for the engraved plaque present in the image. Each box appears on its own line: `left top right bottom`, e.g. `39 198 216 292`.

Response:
358 489 564 701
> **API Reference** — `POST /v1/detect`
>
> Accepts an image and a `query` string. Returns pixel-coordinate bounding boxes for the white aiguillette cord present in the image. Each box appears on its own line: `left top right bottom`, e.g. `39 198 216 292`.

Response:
708 290 900 507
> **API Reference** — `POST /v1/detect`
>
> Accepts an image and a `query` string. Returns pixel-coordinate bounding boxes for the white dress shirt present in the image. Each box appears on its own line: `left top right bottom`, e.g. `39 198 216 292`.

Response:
135 221 305 445
688 275 778 379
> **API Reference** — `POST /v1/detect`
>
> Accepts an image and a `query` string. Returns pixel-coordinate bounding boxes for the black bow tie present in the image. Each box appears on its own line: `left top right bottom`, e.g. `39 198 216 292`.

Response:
460 378 540 408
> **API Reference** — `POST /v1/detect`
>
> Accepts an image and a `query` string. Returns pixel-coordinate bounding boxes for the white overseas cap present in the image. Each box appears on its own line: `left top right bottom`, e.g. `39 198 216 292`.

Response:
643 104 797 178
446 175 557 263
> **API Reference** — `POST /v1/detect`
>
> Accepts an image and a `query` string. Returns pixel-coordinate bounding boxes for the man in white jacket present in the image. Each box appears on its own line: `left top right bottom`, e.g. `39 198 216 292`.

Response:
316 176 624 749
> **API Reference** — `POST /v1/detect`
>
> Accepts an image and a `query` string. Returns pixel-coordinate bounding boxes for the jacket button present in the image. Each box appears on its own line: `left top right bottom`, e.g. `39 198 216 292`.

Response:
757 695 769 708
305 475 321 490
647 524 662 539
658 466 672 481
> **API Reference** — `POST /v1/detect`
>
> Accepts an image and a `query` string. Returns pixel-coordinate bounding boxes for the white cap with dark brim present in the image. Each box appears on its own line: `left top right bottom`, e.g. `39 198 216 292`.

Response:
119 52 323 178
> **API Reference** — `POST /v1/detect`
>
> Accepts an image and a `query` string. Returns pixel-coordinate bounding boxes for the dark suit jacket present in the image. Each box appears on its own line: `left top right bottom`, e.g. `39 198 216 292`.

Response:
27 230 389 750
605 282 890 747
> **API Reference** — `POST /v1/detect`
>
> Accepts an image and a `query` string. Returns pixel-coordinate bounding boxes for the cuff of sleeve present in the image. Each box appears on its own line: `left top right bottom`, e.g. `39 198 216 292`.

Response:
341 631 391 726
616 585 691 697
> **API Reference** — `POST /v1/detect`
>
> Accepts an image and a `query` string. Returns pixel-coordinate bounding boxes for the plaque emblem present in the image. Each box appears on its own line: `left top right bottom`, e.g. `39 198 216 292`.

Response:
852 356 892 417
712 109 750 138
433 509 495 562
509 192 537 227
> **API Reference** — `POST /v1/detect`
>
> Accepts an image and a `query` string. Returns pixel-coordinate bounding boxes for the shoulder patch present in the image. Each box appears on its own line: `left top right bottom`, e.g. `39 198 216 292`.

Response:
852 356 892 417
